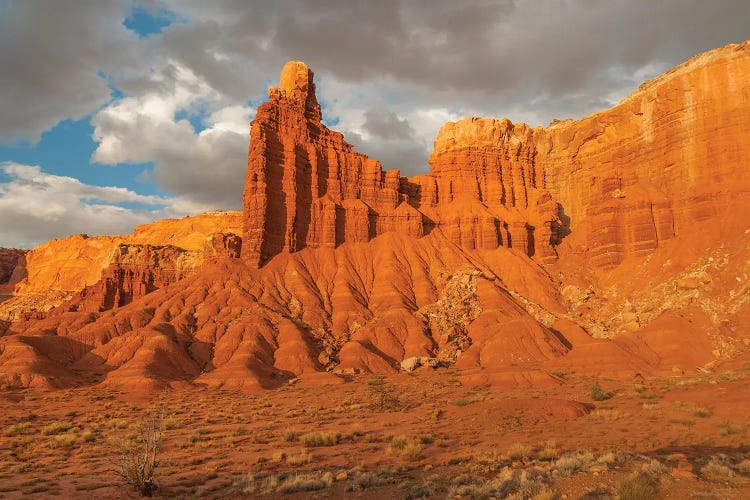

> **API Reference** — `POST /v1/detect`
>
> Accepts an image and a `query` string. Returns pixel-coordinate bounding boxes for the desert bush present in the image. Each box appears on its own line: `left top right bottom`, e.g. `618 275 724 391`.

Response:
640 458 667 476
283 428 299 442
552 451 594 476
537 440 560 461
590 381 611 401
701 457 735 478
302 431 340 447
4 422 29 437
42 421 75 435
285 450 313 466
276 472 333 494
448 467 548 499
366 381 401 411
387 435 425 461
618 472 658 500
506 442 531 461
49 433 77 449
109 409 165 497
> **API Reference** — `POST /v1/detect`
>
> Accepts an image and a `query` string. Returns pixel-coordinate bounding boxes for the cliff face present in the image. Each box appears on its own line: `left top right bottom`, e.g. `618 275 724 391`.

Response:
242 61 560 267
0 211 242 320
0 249 25 288
433 41 750 269
244 43 750 272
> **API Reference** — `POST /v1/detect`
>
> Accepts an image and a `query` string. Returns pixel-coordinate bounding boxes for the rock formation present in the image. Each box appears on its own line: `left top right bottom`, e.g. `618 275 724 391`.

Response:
0 211 242 321
1 42 750 391
242 61 560 267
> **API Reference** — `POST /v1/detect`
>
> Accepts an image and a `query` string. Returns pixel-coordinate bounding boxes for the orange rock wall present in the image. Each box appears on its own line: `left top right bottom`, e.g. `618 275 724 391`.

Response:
242 62 561 267
541 42 750 267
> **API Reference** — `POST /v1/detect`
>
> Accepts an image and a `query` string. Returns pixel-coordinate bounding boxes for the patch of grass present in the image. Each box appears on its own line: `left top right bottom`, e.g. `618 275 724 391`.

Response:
669 418 695 427
283 429 299 442
719 421 745 435
618 472 658 500
452 398 473 407
302 431 340 447
537 440 560 461
109 419 128 430
42 421 75 435
505 442 531 461
693 407 712 418
50 433 77 449
4 423 30 437
701 457 735 478
387 435 425 461
552 452 594 476
276 472 333 494
81 429 97 442
285 450 313 466
589 408 629 422
591 381 611 401
233 425 249 437
637 391 660 400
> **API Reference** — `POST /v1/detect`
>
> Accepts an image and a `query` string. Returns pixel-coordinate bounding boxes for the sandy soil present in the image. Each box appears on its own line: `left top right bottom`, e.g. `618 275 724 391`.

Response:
2 361 750 499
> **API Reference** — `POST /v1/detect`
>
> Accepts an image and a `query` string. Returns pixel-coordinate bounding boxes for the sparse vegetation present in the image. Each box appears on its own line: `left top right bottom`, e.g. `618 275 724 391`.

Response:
42 421 75 435
387 435 425 461
110 409 165 496
591 381 611 401
4 422 29 437
617 472 658 500
302 431 340 447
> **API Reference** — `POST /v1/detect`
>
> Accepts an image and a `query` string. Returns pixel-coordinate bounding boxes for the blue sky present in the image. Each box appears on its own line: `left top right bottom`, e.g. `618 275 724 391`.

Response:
1 0 748 248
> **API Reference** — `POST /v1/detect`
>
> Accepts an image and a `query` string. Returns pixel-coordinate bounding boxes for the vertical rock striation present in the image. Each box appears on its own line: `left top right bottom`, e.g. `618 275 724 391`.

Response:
242 62 561 267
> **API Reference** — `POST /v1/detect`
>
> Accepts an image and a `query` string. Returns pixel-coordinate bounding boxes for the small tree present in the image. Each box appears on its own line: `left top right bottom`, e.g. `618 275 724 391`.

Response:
110 407 165 496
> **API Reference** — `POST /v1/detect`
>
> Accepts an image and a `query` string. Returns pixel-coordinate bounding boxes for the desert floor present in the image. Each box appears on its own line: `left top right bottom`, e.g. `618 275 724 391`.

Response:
2 361 750 499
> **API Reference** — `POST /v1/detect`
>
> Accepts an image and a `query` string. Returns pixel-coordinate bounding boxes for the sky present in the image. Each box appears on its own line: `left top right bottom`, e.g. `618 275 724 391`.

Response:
0 0 748 248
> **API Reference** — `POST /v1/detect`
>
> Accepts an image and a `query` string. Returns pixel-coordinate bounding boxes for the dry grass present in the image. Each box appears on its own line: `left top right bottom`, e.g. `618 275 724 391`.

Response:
285 450 313 466
42 421 75 435
387 435 425 461
536 440 560 461
701 456 735 478
618 472 658 500
4 422 30 437
302 431 340 447
49 433 77 449
505 442 531 461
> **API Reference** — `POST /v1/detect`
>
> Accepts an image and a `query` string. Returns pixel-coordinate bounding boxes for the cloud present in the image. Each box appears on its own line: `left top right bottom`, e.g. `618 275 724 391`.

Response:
0 163 169 248
0 0 140 144
91 62 253 209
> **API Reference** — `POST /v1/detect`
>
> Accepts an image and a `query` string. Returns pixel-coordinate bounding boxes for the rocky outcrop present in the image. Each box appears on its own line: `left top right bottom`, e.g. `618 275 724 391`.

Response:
242 61 559 267
0 248 25 288
0 211 242 320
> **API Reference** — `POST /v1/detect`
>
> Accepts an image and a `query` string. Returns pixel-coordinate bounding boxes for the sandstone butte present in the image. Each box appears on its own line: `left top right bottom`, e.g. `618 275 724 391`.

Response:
0 41 749 392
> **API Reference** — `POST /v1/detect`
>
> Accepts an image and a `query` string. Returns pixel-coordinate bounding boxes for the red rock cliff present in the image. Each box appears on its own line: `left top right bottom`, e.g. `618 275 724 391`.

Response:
433 41 750 268
242 62 560 267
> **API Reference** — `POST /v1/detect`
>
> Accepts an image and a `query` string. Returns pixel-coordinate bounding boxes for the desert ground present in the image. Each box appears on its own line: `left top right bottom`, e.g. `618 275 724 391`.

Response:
2 359 750 499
